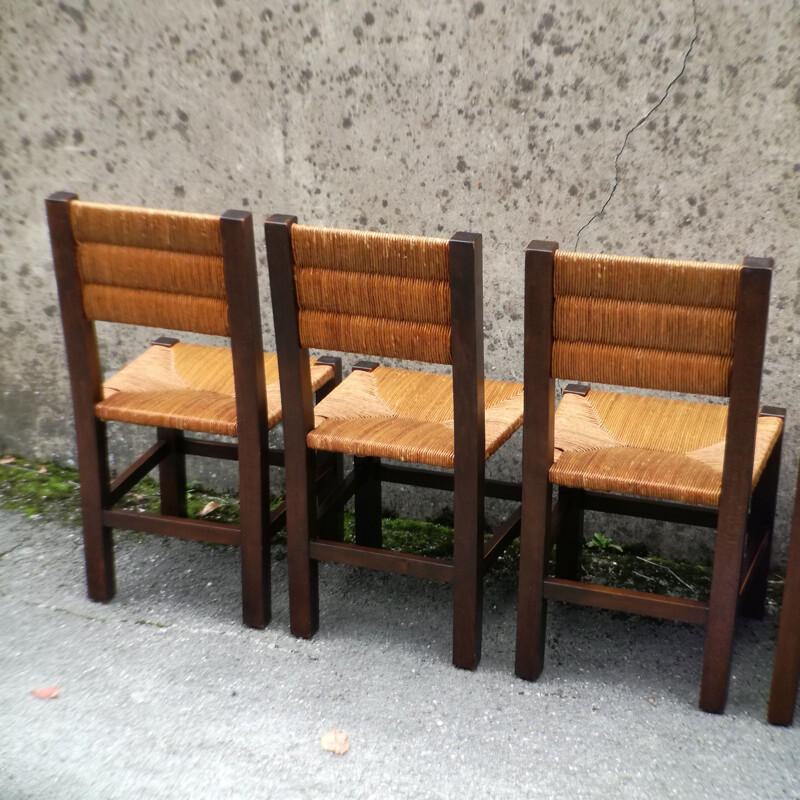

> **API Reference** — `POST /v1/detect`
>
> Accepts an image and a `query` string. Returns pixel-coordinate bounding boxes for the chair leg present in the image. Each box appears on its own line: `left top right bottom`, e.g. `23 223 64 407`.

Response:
555 487 583 580
286 444 320 638
515 481 553 681
767 465 800 725
238 435 270 629
354 456 382 548
316 450 344 542
452 461 485 670
157 428 187 518
77 418 115 602
740 433 782 619
700 495 751 713
314 356 344 542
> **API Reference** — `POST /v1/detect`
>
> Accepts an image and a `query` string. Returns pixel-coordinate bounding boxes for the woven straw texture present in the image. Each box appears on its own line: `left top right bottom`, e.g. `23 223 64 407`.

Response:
306 366 524 468
96 343 334 436
291 224 452 363
71 201 230 336
552 250 742 395
550 389 783 506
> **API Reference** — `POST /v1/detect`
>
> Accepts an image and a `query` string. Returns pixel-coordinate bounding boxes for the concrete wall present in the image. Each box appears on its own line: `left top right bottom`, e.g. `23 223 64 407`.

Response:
1 1 798 562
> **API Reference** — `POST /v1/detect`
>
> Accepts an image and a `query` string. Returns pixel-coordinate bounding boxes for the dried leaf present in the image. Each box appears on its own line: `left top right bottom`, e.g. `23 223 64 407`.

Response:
31 686 60 699
200 501 220 517
0 456 15 465
38 466 48 474
321 727 350 755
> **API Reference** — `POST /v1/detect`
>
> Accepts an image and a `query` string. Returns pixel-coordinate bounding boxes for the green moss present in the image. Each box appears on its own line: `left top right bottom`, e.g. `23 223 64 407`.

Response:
0 456 83 524
340 511 456 558
580 549 713 601
382 517 455 558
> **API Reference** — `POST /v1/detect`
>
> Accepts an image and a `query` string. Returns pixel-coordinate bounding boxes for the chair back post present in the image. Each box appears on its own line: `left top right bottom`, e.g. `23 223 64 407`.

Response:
46 190 114 596
220 210 269 446
448 231 485 668
718 258 774 506
449 232 484 451
522 241 558 468
515 240 558 680
265 214 320 635
702 256 773 711
265 215 315 438
221 209 271 627
46 192 105 419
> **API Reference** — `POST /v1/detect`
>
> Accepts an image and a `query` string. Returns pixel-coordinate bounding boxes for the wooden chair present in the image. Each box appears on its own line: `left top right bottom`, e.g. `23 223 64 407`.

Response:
46 192 337 628
515 242 784 712
768 461 800 725
265 217 524 669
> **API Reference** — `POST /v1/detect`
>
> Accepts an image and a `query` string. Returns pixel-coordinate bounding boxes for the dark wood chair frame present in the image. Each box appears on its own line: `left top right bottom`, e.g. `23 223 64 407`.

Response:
265 215 522 670
46 191 341 629
515 240 785 713
768 461 800 725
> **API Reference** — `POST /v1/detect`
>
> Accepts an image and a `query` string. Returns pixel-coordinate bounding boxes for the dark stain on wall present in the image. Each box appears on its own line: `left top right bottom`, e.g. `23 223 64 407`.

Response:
58 2 87 34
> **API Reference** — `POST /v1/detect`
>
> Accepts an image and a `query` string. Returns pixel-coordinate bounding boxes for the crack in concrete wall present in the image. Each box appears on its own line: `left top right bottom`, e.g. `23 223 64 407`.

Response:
573 0 699 251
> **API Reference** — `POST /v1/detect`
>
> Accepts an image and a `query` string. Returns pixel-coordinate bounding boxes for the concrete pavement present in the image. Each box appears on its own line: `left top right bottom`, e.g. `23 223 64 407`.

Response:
1 509 798 799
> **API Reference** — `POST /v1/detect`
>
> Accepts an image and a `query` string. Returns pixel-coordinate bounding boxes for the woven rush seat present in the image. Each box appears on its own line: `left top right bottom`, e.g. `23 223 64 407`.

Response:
551 389 783 506
97 342 334 436
307 365 524 468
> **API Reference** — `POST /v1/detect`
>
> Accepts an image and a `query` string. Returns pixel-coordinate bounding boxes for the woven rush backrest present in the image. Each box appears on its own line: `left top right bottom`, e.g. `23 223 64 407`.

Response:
290 224 452 364
552 250 743 396
71 201 230 336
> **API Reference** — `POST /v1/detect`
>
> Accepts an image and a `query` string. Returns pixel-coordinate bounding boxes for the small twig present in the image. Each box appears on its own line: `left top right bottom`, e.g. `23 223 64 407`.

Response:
632 571 652 582
1 462 43 473
636 556 695 591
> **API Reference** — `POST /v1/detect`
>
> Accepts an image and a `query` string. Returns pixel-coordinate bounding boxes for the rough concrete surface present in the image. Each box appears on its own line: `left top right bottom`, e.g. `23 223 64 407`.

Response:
0 1 798 562
1 508 799 799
